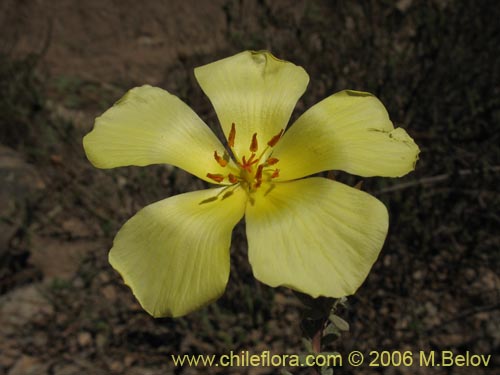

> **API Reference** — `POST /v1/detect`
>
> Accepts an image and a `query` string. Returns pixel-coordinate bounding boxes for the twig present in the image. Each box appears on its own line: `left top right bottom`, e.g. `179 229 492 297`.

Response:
375 166 500 194
425 303 500 334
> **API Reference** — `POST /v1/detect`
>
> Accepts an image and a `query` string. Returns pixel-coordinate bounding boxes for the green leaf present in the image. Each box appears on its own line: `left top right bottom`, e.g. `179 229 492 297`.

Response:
301 338 313 353
323 323 341 337
329 314 350 331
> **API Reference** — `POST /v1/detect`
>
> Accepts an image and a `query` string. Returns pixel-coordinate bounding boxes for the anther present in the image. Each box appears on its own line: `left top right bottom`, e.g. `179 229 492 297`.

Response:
271 169 280 178
255 164 264 182
207 173 225 183
250 133 258 152
266 157 279 166
228 123 236 148
213 151 228 167
267 129 284 147
228 173 238 184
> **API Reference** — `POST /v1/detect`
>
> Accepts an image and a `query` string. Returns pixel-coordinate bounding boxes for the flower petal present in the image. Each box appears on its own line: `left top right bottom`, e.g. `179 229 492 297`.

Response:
194 51 309 159
83 85 238 184
245 177 388 298
109 186 247 317
272 90 420 180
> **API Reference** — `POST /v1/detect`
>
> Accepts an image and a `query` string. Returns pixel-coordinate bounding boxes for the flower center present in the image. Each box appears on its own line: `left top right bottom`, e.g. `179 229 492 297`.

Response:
206 123 283 192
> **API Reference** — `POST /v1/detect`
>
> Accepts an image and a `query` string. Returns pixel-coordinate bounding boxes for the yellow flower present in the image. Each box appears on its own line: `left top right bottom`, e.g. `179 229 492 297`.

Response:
83 51 419 318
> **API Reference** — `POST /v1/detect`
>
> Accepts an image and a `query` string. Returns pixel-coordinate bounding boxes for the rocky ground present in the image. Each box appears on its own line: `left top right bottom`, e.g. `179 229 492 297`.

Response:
0 0 499 374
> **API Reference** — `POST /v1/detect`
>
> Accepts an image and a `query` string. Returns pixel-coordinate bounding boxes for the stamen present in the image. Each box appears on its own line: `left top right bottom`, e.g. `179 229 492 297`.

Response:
228 123 236 148
207 173 225 183
240 153 259 173
247 153 258 165
266 157 279 165
217 123 284 191
228 173 238 184
250 133 258 152
255 164 264 182
267 129 284 147
213 151 228 167
200 183 241 204
241 156 249 172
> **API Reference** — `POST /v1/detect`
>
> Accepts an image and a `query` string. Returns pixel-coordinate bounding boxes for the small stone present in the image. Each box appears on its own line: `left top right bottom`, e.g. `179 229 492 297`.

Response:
28 237 94 280
0 284 54 335
383 254 392 266
73 277 84 288
52 363 81 375
0 347 18 369
95 333 107 350
7 355 48 375
32 332 48 348
116 175 128 188
109 360 124 373
127 368 157 375
98 271 111 283
124 355 136 367
101 285 117 302
77 332 92 347
61 217 93 238
396 0 413 12
413 270 424 280
0 146 45 254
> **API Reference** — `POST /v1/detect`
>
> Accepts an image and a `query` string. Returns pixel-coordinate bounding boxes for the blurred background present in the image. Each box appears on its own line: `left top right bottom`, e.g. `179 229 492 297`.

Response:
0 0 498 374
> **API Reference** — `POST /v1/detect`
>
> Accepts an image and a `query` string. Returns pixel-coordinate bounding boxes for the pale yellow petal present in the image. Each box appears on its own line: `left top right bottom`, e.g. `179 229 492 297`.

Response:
109 186 247 317
273 90 420 180
245 178 388 298
194 51 309 159
83 85 238 184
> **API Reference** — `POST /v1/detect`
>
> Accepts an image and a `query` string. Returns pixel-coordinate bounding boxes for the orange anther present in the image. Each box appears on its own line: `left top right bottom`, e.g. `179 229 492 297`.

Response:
255 164 264 182
207 173 225 183
228 123 236 148
271 169 280 178
267 129 284 147
213 151 228 167
250 133 258 152
228 173 238 184
266 157 279 165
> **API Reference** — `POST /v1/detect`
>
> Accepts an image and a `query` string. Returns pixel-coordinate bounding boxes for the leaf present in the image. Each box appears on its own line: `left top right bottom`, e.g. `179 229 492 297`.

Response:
323 323 341 337
329 314 350 331
301 338 313 353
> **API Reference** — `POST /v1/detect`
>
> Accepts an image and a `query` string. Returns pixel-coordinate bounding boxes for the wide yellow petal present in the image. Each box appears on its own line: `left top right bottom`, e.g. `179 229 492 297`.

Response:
109 186 247 317
194 51 309 159
83 85 238 184
245 177 388 298
273 90 420 180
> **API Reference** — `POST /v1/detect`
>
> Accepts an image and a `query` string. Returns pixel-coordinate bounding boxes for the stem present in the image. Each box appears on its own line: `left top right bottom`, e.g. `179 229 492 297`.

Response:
309 319 327 375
